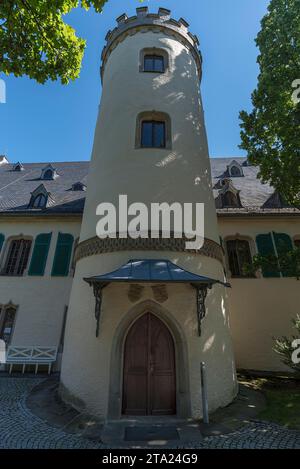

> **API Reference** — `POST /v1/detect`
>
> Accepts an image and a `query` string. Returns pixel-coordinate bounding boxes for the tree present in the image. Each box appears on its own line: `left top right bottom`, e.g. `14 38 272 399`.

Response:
0 1 108 84
245 247 300 279
274 315 300 373
239 0 300 206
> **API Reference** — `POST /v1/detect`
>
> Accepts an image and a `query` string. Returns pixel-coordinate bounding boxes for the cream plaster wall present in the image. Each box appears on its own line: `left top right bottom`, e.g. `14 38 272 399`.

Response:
0 217 81 350
61 251 237 419
60 27 237 418
80 31 219 244
219 216 300 371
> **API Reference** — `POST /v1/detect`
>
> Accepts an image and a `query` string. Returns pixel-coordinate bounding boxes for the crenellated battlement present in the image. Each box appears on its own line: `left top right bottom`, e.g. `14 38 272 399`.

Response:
100 7 202 82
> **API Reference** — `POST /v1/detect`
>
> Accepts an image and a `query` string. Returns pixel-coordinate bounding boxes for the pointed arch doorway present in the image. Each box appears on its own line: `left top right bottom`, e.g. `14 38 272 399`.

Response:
122 312 176 416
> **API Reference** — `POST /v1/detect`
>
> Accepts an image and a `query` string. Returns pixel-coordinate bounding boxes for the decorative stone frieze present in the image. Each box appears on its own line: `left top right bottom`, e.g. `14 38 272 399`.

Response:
75 235 224 265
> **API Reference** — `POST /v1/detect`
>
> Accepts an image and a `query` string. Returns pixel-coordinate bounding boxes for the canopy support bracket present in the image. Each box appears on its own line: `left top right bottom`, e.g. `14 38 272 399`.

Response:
87 282 108 337
192 284 210 336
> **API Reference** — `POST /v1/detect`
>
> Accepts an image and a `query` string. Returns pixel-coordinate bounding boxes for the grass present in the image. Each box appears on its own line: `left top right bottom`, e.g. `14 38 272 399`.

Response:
238 373 300 430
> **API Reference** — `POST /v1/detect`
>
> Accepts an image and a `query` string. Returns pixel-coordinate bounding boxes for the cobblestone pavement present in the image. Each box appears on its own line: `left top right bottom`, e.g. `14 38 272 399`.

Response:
0 377 299 449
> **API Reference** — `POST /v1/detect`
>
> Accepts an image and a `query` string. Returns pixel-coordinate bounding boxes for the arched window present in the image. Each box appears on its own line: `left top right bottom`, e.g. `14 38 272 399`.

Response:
0 305 17 345
226 239 253 278
43 169 54 180
230 165 242 177
12 162 24 172
136 111 171 149
3 238 32 276
32 193 47 209
40 164 58 181
222 191 240 208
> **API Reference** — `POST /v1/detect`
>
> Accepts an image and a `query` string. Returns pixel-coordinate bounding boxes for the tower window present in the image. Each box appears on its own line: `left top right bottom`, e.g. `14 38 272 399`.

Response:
226 239 253 278
144 55 165 73
141 121 166 148
3 239 32 276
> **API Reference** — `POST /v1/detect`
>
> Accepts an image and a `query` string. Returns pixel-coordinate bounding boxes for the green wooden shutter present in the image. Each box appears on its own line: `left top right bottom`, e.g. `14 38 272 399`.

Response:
256 233 280 278
51 233 74 277
0 234 4 253
28 233 52 276
273 232 293 277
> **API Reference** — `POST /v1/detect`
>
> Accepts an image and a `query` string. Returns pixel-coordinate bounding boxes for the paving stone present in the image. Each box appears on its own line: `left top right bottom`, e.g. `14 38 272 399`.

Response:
0 377 299 449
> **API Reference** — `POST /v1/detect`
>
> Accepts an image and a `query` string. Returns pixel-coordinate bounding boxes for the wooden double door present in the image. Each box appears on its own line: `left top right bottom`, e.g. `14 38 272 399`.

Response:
122 313 176 416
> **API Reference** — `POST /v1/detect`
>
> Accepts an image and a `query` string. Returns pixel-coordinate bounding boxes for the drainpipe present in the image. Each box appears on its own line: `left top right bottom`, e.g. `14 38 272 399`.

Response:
200 362 209 424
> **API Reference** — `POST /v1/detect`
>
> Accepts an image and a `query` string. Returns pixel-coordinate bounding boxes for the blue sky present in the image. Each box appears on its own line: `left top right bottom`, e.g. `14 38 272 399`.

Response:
0 0 269 163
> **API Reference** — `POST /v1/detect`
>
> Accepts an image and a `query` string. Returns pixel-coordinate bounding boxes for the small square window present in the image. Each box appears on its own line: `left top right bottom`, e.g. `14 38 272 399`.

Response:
144 55 165 73
141 121 166 148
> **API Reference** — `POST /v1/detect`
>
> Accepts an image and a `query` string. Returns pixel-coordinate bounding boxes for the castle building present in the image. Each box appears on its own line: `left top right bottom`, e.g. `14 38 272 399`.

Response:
0 8 299 420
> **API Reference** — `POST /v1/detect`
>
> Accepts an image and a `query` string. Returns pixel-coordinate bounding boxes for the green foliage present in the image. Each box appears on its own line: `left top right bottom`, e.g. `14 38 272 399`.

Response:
245 247 300 279
0 0 108 84
239 0 300 206
274 315 300 373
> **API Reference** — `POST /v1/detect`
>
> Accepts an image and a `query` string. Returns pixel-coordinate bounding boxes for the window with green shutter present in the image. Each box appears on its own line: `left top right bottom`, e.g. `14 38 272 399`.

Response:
273 232 293 277
0 234 4 253
28 233 52 276
51 233 74 277
256 233 280 278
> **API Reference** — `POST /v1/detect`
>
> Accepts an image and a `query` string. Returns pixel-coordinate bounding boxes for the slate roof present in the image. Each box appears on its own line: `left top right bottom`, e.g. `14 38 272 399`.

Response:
84 259 228 286
0 157 298 216
211 157 299 216
0 162 89 214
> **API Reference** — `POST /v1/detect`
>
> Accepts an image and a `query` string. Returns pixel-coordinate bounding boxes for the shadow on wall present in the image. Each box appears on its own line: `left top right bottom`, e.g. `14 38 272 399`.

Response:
146 45 214 204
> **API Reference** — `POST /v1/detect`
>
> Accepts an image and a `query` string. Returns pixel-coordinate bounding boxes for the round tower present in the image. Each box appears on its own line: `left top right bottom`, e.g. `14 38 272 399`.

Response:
60 7 237 420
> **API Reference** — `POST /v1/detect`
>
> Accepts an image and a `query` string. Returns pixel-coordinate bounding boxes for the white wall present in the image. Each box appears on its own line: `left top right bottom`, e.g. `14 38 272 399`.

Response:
220 216 300 371
0 217 81 349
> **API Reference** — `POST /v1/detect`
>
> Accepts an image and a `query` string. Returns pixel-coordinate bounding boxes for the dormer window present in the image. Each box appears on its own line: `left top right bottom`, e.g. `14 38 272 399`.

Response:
216 179 242 209
29 184 49 209
72 182 86 192
40 164 58 181
222 191 240 208
32 194 47 209
230 166 242 177
227 160 244 178
262 191 289 209
43 169 54 180
12 162 24 172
